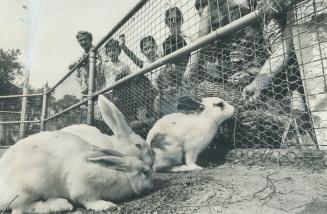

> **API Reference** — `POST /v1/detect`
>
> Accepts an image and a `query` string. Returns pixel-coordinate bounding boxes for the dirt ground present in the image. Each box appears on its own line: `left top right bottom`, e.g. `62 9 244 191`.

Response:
2 148 327 214
69 164 327 214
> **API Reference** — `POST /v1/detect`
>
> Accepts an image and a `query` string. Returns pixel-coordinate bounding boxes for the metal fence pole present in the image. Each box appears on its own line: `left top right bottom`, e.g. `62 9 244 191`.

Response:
40 83 49 131
19 67 29 139
87 49 96 125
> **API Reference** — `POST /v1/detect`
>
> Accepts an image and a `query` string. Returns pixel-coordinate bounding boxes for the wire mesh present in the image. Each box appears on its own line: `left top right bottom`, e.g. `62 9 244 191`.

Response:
45 103 87 131
46 66 89 131
37 0 327 166
0 95 42 145
85 0 324 152
43 45 97 130
0 97 22 122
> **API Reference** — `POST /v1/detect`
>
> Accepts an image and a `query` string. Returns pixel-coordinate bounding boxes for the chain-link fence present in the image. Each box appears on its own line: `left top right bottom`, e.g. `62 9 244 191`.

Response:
71 0 324 153
40 0 326 156
45 61 89 131
2 0 326 166
0 94 42 147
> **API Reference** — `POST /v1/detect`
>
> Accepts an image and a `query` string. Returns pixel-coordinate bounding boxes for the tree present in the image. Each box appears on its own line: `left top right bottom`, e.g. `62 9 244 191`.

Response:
0 48 23 95
0 49 23 145
48 95 86 130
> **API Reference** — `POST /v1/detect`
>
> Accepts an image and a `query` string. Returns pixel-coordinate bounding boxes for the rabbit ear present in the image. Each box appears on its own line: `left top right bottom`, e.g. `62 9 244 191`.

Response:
86 146 124 159
88 155 131 172
177 96 204 112
98 94 133 136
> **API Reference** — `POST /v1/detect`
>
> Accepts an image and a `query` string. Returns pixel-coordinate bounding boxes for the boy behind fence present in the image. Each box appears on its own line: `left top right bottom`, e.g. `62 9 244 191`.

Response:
119 34 163 90
102 39 157 127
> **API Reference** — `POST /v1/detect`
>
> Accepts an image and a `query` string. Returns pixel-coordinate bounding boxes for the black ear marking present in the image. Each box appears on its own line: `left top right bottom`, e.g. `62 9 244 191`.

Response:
177 96 204 113
150 133 170 151
135 144 143 150
88 156 128 171
91 147 124 158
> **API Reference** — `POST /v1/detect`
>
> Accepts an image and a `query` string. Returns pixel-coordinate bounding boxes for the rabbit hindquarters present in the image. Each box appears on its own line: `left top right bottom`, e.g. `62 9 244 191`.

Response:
0 131 153 213
0 131 88 213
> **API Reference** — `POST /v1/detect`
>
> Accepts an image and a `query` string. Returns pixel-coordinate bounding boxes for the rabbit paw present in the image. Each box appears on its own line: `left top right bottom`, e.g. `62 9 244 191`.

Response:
171 164 203 172
28 198 73 213
84 200 117 211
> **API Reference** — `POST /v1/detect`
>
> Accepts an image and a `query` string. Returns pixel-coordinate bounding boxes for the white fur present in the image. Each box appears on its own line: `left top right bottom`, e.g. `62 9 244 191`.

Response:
0 95 153 213
146 97 234 172
62 95 153 167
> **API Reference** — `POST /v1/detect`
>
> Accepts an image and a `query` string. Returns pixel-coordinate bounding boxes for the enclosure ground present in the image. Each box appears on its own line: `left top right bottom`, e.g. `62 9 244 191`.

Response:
2 148 327 214
70 164 327 214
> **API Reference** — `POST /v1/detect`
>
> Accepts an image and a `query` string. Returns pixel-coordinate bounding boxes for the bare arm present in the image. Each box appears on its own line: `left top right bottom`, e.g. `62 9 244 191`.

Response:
242 19 293 103
119 34 144 68
184 5 210 83
258 0 308 17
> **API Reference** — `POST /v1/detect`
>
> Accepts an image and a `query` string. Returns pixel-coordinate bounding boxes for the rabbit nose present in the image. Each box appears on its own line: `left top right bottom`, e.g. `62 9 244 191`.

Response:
144 180 154 192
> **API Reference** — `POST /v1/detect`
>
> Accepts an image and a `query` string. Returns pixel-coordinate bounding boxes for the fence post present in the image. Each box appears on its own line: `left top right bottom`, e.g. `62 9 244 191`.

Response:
40 83 49 132
87 48 96 125
19 67 29 139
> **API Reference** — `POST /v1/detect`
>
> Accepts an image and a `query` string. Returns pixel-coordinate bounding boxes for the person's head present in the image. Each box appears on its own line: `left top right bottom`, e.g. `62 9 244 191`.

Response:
194 0 250 30
165 7 183 35
76 31 93 52
228 0 251 22
163 34 190 65
105 39 121 62
140 36 157 61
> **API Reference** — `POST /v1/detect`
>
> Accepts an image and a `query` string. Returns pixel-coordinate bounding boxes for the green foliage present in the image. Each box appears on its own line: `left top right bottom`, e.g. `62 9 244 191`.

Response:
48 94 86 130
52 94 80 112
0 49 23 95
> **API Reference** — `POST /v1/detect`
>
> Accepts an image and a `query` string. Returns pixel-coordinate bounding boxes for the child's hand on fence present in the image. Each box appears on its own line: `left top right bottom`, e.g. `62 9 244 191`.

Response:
227 71 251 84
242 81 261 104
119 34 126 47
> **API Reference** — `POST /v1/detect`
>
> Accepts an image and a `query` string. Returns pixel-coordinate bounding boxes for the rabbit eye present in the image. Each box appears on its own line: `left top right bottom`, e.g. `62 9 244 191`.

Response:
142 169 150 177
213 102 224 109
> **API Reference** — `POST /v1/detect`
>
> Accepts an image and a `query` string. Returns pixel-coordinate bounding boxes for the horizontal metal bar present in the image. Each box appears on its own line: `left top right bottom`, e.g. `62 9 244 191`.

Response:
46 10 261 122
94 0 149 50
94 10 261 97
47 0 147 95
44 99 88 122
47 55 89 94
0 120 40 124
0 93 42 99
0 111 21 114
0 146 10 149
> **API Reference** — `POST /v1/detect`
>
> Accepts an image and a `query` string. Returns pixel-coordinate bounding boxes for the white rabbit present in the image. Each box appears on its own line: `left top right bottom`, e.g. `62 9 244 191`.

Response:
0 95 153 214
61 95 154 167
146 96 234 172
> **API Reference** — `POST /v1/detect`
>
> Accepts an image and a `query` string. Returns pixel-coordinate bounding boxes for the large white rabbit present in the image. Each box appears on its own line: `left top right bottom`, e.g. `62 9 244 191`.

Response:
0 95 153 214
146 96 234 172
61 95 154 167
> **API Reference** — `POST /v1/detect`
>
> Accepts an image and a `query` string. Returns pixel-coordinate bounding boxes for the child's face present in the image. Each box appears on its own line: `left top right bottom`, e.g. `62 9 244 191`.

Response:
166 10 182 34
106 47 120 61
142 40 157 61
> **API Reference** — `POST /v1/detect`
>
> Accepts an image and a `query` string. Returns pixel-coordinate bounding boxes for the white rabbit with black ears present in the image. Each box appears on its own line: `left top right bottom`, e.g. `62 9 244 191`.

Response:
146 96 234 172
0 95 153 214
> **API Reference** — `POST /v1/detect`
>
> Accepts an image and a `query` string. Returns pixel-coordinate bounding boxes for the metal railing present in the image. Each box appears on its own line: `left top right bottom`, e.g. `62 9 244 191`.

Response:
0 92 43 144
2 0 327 154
